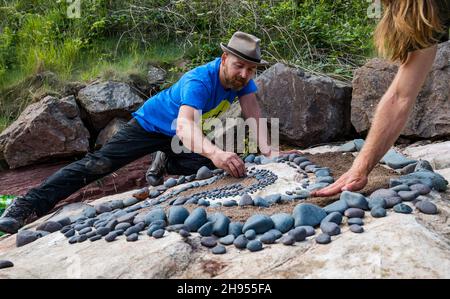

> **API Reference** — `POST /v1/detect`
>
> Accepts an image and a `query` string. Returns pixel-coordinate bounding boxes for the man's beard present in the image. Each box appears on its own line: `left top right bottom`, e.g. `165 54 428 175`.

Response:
224 69 248 91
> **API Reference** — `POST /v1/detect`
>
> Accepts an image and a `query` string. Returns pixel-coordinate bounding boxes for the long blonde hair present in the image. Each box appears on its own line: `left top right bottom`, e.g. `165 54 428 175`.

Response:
374 0 445 63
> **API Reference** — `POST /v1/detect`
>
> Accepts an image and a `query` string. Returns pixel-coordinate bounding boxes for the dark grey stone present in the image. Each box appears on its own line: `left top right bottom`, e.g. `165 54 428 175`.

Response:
68 236 78 244
223 200 238 207
280 235 295 245
86 231 97 238
239 194 254 206
398 190 419 201
115 222 132 231
219 235 235 245
409 184 431 195
416 201 438 214
288 227 307 242
212 213 230 237
315 233 331 244
341 191 369 210
123 197 139 207
350 224 364 233
321 212 343 225
320 222 341 236
168 206 190 225
16 230 44 247
95 203 112 214
323 200 348 214
297 226 315 237
110 200 124 210
390 184 410 192
179 229 191 238
368 197 387 209
164 178 178 188
114 229 124 236
260 231 277 244
89 235 102 242
105 232 118 242
198 222 214 236
243 215 274 234
196 166 213 180
228 222 243 237
253 196 270 208
82 206 97 218
64 229 75 238
152 229 165 238
96 227 111 236
293 203 327 227
244 229 256 240
78 227 92 235
36 221 63 233
233 235 248 249
184 207 207 232
247 239 263 252
143 208 166 225
385 196 402 209
271 213 294 233
348 218 364 226
0 260 14 269
77 234 88 243
344 208 365 218
117 211 138 224
212 245 227 254
371 206 387 218
57 217 72 227
201 236 217 248
393 203 413 214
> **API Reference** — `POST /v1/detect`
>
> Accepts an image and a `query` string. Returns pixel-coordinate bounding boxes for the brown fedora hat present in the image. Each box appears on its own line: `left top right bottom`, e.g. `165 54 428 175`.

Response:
220 31 268 66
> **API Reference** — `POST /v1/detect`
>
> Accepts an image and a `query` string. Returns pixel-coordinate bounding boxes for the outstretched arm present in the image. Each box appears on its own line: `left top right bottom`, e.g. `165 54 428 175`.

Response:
313 45 438 197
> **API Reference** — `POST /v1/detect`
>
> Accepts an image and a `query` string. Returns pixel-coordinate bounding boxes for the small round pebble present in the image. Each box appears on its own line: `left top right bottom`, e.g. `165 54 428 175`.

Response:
347 218 364 226
179 229 191 238
393 203 413 214
416 201 438 215
89 235 102 242
211 245 227 255
371 206 387 218
233 235 248 249
105 232 118 242
349 224 364 233
201 236 217 248
280 235 295 246
320 222 341 236
126 233 139 242
244 229 256 240
152 229 165 239
219 235 235 245
315 233 331 244
344 208 365 218
0 260 14 269
247 240 263 252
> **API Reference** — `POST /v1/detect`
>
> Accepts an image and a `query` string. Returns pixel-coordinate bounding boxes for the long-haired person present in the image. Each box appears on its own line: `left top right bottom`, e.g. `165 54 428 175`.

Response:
314 0 449 197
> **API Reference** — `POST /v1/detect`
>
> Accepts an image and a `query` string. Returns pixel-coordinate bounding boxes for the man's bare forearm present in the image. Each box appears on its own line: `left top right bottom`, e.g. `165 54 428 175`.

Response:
351 93 415 175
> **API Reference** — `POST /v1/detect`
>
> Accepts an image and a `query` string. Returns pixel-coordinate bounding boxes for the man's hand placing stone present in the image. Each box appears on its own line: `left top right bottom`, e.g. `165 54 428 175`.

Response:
312 167 368 197
211 150 246 178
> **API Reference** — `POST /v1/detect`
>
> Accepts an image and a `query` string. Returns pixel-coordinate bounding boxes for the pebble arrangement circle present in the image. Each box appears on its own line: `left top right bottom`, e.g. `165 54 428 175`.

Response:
10 152 446 261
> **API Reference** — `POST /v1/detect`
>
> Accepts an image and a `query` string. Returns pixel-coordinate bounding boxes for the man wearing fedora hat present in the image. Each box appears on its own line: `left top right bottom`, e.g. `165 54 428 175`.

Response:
0 31 292 234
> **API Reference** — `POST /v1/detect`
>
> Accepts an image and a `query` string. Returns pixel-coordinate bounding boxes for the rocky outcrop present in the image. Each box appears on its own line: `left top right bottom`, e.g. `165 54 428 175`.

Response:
77 81 144 131
0 96 89 169
255 63 353 147
351 41 450 139
95 118 128 148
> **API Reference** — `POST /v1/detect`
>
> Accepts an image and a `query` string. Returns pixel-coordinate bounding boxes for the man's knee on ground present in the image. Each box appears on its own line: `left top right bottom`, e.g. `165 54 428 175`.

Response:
84 155 114 175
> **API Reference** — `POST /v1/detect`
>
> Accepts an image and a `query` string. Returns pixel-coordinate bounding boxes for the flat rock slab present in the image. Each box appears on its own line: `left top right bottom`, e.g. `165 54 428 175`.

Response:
0 197 449 278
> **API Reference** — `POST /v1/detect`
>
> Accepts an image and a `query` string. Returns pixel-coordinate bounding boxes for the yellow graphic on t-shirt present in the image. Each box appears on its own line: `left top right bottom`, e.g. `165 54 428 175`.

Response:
201 98 234 134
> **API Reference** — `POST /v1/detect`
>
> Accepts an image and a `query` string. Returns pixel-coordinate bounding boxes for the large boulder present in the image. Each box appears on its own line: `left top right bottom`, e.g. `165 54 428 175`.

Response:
77 81 144 131
255 63 353 147
351 41 450 139
0 95 89 169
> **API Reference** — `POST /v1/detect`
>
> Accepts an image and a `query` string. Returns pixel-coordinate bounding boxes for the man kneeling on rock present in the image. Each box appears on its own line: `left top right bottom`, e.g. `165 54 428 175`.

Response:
0 31 288 234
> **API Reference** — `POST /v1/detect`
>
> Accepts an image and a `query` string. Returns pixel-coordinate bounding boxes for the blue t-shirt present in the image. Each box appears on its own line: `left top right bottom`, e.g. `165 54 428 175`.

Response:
132 58 258 136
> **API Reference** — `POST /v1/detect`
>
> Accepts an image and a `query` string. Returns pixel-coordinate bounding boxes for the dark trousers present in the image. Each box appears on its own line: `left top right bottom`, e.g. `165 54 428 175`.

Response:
24 119 214 216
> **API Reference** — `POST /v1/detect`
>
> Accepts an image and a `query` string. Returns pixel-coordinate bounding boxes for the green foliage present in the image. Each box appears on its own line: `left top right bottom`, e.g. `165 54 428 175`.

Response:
0 0 377 131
